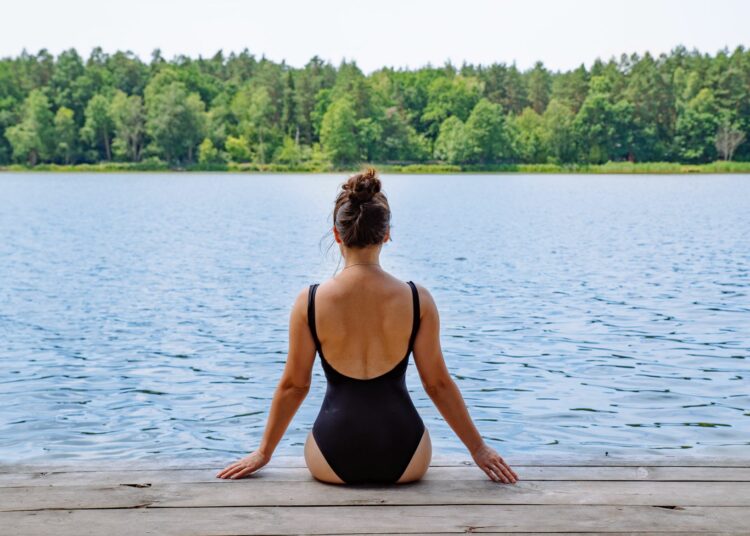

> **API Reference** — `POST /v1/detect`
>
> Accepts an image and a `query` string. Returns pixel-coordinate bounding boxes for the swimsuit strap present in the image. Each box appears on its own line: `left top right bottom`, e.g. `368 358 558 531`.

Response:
307 283 323 355
308 280 421 361
406 280 421 355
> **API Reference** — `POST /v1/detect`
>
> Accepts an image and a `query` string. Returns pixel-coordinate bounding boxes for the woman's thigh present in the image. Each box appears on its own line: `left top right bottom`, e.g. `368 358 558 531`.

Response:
396 426 432 483
304 431 346 484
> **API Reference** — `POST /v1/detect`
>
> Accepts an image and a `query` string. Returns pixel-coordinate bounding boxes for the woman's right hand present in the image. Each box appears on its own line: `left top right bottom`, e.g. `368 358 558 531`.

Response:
471 443 519 484
216 449 271 480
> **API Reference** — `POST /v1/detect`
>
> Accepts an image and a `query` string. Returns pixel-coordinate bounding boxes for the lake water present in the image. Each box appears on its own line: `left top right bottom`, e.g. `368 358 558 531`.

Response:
0 172 748 464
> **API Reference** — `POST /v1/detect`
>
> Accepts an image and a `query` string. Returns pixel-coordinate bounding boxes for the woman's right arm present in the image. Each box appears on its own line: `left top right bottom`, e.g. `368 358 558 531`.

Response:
412 283 519 484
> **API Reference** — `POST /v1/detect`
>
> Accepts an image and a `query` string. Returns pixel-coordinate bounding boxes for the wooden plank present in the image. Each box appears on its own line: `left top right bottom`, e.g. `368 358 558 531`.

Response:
1 480 748 511
2 465 749 488
2 454 748 473
2 505 748 535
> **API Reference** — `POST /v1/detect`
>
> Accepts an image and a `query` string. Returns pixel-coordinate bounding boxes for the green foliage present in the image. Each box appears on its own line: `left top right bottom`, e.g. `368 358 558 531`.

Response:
511 107 546 163
542 99 576 163
5 89 55 165
232 84 279 163
2 46 749 168
434 116 468 164
110 90 145 161
421 76 483 139
320 97 359 165
198 137 225 164
675 88 720 163
145 81 206 163
54 106 78 164
80 93 115 161
463 98 510 164
572 76 637 163
225 135 252 162
273 136 310 166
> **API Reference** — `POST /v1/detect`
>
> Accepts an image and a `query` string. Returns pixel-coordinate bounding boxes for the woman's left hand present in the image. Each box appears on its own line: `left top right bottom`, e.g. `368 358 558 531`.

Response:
216 449 270 479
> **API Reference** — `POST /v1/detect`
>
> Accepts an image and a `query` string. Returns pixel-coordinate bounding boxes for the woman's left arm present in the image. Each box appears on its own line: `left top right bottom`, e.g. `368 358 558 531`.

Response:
217 286 316 479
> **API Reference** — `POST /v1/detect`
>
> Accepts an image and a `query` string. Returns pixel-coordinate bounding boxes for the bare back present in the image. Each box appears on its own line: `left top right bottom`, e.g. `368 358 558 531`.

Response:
313 271 417 380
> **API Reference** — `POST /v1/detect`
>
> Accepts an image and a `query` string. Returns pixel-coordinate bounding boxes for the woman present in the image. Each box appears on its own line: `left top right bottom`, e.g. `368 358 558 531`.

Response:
217 168 519 485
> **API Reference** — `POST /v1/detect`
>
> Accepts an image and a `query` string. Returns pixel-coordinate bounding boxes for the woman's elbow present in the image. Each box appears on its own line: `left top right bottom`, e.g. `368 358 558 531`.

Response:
423 376 453 398
278 378 311 394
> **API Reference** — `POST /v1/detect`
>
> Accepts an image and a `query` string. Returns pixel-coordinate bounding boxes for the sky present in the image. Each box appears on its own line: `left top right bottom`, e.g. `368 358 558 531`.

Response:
2 0 748 73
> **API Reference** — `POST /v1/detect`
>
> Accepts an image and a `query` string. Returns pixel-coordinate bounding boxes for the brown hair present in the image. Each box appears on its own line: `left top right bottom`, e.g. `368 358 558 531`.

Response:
332 167 391 248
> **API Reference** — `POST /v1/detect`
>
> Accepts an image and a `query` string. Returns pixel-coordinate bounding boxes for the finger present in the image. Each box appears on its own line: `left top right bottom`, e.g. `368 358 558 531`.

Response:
490 462 512 483
484 464 504 483
216 467 232 478
221 465 246 479
217 463 240 478
490 455 515 481
483 466 498 482
507 464 520 481
495 457 519 480
230 466 256 479
492 460 515 483
501 460 520 481
229 464 251 478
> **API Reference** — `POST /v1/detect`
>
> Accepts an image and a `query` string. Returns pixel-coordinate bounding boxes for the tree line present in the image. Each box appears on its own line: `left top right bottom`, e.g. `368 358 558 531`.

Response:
0 45 747 168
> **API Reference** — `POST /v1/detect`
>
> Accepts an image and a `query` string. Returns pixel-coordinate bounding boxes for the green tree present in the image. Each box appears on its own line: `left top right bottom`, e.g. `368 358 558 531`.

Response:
81 93 115 161
110 90 145 161
480 63 529 114
5 89 55 165
421 76 483 139
54 106 78 164
378 107 430 162
232 85 278 163
573 76 636 163
541 99 576 163
224 135 252 162
463 98 510 163
145 81 207 163
674 88 721 163
320 97 359 165
294 56 337 144
434 116 468 164
198 137 225 164
273 135 306 166
511 107 546 163
527 61 551 114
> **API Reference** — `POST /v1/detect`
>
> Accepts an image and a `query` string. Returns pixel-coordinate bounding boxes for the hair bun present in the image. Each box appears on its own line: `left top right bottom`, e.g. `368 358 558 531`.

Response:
344 167 381 204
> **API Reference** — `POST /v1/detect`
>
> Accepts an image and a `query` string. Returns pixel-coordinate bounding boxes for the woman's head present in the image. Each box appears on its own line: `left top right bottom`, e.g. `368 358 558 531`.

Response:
332 167 391 250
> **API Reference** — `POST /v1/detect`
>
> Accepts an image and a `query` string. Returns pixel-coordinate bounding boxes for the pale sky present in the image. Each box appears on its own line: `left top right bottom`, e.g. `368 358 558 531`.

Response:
2 0 748 73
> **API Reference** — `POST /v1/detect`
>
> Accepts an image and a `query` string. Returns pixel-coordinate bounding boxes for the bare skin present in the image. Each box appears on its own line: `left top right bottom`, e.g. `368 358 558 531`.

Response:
216 225 519 485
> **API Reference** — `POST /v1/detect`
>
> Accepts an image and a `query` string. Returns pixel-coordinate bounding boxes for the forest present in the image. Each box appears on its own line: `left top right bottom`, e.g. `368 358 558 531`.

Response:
0 45 748 170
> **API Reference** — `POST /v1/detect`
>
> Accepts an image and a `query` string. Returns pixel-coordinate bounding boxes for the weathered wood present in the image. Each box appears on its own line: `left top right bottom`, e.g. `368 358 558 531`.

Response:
3 453 748 473
3 465 749 488
2 505 749 535
1 480 748 511
2 457 748 534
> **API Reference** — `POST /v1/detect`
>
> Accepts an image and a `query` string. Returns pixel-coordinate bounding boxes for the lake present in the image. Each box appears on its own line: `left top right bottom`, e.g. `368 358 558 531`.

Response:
0 172 748 463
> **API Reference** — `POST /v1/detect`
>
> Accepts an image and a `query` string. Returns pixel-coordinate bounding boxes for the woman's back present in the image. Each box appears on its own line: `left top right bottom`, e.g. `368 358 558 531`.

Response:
308 272 425 483
311 272 417 380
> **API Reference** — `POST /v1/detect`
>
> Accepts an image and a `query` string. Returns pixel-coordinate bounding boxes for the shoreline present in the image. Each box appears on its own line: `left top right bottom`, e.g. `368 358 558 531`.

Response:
2 161 750 174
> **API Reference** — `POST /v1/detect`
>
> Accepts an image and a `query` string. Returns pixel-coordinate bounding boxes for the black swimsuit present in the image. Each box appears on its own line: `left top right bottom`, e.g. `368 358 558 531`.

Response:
308 280 426 484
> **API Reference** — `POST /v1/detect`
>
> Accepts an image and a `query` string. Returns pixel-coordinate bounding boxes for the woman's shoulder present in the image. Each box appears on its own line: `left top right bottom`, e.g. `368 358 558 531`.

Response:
407 280 438 317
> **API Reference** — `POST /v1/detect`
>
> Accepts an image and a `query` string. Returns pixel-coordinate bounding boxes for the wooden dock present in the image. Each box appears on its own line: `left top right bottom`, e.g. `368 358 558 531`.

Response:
1 454 749 535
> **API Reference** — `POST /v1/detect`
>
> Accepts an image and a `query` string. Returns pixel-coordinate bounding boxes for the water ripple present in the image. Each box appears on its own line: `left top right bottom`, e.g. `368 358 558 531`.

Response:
0 172 748 463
